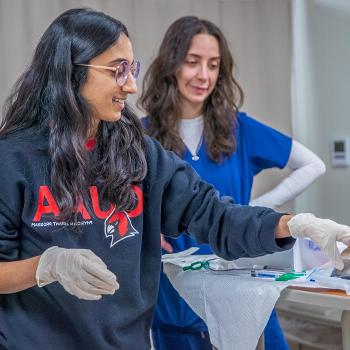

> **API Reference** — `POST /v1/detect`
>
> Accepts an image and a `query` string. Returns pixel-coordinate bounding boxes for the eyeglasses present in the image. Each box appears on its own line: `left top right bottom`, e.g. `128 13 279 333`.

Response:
76 60 140 86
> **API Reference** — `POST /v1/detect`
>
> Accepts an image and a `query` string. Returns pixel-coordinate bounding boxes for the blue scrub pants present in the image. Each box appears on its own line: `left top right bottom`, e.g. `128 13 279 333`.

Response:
264 309 290 349
152 309 289 350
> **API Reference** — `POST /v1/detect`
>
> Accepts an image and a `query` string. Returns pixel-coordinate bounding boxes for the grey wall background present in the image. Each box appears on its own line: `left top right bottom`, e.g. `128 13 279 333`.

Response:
292 0 350 223
0 0 298 213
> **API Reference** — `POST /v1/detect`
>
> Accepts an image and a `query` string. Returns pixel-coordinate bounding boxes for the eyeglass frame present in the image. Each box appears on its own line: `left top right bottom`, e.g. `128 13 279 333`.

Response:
75 60 140 86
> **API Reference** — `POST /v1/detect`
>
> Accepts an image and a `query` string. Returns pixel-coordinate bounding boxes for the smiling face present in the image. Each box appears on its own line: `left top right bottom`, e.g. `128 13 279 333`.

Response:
80 34 137 136
175 33 220 119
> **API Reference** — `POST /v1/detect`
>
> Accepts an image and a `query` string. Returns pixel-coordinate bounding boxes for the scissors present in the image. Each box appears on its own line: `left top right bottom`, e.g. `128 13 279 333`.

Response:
183 260 210 271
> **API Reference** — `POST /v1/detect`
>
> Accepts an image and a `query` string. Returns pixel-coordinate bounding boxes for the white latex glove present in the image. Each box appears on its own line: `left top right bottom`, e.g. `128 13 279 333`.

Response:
36 246 119 300
287 213 350 270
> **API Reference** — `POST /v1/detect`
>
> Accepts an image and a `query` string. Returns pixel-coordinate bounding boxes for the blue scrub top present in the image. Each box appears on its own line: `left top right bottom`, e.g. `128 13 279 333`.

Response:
143 112 292 331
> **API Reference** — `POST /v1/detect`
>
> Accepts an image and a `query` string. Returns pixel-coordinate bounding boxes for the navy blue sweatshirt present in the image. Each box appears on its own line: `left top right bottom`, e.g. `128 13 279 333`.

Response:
0 129 293 349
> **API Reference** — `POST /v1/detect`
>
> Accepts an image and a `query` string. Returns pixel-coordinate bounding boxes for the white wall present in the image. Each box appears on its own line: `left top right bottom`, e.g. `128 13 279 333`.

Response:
292 0 350 223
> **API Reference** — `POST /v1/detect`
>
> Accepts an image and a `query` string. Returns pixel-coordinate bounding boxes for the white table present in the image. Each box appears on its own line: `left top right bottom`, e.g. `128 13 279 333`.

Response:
164 262 350 350
164 262 286 350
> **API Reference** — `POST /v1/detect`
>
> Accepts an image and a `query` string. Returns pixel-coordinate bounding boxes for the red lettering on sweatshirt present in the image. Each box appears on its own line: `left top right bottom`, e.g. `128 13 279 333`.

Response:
33 185 143 223
33 185 60 221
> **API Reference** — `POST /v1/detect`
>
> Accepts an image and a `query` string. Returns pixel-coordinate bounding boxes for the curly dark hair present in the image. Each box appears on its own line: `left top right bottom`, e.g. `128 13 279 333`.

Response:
1 8 147 221
138 16 244 162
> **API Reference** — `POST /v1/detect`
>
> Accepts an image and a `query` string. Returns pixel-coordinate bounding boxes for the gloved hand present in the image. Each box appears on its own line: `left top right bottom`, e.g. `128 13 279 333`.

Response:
287 213 350 270
36 246 119 300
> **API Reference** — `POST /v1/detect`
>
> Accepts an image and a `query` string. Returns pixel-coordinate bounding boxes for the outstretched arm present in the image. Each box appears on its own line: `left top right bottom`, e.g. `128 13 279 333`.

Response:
147 136 349 270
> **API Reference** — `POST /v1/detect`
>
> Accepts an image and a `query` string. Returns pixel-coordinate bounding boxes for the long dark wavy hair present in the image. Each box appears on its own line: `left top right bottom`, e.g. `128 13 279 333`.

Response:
138 16 244 162
1 8 147 221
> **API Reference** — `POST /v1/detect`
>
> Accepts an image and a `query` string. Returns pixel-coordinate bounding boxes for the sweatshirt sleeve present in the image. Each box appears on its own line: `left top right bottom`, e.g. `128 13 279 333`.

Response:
145 137 294 260
0 148 24 261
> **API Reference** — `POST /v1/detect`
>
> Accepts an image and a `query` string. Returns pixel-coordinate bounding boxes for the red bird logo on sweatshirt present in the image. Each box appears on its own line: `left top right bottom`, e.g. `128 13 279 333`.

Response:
104 209 139 247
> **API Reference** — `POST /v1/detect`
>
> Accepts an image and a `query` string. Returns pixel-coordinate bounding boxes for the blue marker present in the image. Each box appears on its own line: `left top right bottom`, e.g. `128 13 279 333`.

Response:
251 271 280 279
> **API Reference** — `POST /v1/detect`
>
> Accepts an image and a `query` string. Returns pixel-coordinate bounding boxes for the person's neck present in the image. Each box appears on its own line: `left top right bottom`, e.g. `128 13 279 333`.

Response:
178 101 203 120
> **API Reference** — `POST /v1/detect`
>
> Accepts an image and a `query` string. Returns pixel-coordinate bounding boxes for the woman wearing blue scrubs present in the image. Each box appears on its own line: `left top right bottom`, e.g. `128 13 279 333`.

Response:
139 16 325 350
